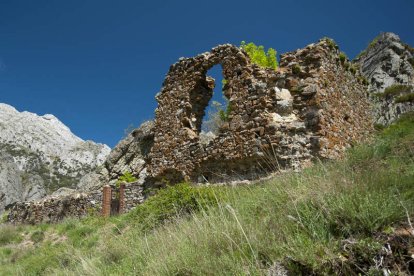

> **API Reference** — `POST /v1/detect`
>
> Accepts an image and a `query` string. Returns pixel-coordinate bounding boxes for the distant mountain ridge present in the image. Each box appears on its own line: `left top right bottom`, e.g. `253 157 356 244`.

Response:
0 103 110 213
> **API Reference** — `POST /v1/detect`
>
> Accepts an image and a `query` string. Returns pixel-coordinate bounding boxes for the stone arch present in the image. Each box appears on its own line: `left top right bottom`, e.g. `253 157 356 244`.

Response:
177 45 251 135
148 44 274 182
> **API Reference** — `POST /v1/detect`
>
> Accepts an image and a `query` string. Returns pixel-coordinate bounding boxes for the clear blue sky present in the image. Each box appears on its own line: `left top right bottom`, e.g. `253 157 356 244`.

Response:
1 0 413 147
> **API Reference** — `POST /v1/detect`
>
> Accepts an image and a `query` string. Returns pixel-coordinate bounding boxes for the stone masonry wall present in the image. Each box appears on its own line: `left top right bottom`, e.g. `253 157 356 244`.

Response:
147 39 373 184
7 181 144 224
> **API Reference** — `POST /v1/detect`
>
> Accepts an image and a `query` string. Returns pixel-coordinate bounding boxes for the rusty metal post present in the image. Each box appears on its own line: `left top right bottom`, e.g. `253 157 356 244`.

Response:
119 183 126 214
102 185 112 217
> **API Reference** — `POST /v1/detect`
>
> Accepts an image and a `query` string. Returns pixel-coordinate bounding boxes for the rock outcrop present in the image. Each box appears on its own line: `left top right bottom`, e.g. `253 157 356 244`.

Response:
355 32 414 125
96 120 154 188
0 103 110 213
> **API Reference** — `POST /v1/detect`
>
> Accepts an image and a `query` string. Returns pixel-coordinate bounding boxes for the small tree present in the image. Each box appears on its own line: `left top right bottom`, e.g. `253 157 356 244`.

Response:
116 171 137 187
240 41 278 70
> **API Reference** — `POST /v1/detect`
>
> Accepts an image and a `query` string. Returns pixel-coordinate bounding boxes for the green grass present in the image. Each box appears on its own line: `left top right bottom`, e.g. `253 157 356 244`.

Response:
0 225 23 245
395 93 414 103
1 114 414 275
339 52 347 64
377 84 413 98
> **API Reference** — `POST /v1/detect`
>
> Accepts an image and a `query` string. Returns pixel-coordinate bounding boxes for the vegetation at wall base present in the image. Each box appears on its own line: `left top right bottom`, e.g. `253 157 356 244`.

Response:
1 113 414 275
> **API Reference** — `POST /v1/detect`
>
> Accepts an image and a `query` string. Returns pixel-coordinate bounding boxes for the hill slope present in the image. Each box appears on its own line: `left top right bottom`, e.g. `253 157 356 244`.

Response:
1 113 413 275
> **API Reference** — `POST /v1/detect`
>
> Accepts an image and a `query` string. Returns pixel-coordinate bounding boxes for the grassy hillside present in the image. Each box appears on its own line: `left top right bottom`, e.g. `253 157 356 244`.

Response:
1 114 413 275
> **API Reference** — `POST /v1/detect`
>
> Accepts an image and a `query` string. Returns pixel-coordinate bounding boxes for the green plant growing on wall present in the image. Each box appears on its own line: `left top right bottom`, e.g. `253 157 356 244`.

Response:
339 52 347 64
116 171 137 187
218 101 232 122
240 41 278 70
203 100 229 134
292 64 301 75
321 37 339 50
221 79 227 88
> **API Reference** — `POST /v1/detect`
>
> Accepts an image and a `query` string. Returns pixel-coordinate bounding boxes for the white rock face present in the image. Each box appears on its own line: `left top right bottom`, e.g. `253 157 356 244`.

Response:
0 103 111 213
355 32 414 125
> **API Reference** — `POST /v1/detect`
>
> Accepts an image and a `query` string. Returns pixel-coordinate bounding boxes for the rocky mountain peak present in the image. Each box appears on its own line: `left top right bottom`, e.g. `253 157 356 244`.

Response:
355 32 414 125
355 32 414 92
0 103 111 213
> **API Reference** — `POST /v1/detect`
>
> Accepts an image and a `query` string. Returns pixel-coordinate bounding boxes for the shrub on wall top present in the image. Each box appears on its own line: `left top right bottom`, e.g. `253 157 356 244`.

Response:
240 41 278 70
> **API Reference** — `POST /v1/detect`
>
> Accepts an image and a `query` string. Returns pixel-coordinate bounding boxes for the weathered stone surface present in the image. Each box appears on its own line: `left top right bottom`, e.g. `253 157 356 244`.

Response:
98 120 154 186
355 32 414 125
147 40 373 184
0 153 23 212
76 172 102 191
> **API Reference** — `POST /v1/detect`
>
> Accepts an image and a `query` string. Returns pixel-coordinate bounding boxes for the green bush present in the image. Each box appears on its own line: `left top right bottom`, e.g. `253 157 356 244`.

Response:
339 52 347 64
126 183 224 231
240 41 278 70
322 37 338 50
116 171 137 186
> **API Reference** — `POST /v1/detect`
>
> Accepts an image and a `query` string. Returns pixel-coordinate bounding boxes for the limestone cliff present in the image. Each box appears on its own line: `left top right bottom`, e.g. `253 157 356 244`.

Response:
355 32 414 125
94 120 154 188
0 103 110 213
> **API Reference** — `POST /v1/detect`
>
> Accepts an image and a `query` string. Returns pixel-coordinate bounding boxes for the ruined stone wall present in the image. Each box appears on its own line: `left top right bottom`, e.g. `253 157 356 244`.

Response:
7 39 375 224
7 181 144 224
279 41 373 159
147 40 373 184
123 182 145 211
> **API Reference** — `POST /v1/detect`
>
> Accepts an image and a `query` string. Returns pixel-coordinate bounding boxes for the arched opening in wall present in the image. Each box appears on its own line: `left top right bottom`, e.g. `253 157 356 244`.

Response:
200 64 229 140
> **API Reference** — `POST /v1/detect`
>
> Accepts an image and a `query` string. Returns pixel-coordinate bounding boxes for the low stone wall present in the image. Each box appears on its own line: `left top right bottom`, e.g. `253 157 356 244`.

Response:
7 181 144 224
123 182 145 211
